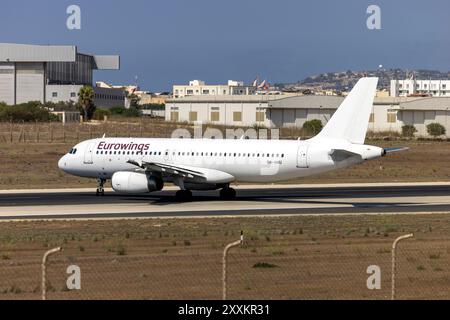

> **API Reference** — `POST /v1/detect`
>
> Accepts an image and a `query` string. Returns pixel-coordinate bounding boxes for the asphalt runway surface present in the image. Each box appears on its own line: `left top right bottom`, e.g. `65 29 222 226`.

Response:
1 184 450 220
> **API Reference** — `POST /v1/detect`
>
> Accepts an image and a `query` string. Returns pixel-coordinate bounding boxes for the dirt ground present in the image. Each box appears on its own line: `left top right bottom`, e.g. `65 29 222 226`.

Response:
0 214 449 300
0 139 449 189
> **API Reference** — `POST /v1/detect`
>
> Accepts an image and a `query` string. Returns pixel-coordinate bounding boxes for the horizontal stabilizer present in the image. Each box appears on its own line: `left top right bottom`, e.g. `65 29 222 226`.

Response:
384 147 410 154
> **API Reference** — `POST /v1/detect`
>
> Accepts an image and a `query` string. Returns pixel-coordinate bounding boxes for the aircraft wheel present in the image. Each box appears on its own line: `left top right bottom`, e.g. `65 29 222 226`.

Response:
96 179 106 197
175 190 193 202
220 187 236 200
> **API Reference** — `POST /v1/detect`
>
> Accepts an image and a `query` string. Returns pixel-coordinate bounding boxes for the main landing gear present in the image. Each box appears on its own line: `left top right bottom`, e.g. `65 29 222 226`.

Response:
96 178 106 196
220 187 237 200
175 190 193 202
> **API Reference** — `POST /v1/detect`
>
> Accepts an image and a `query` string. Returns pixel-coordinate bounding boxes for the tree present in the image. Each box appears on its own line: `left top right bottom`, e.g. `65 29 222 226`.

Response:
303 119 323 136
78 86 96 121
402 125 417 138
426 123 446 138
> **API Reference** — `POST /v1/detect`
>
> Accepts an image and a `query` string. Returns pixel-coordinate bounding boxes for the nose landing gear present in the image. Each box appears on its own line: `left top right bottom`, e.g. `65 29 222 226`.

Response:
96 179 106 196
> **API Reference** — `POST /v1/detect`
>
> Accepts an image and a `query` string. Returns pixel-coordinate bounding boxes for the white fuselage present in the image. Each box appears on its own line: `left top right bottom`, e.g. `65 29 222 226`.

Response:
58 137 384 185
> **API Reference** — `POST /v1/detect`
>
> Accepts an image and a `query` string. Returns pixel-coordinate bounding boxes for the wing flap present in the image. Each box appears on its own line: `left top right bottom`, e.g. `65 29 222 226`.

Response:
128 160 205 180
127 160 235 184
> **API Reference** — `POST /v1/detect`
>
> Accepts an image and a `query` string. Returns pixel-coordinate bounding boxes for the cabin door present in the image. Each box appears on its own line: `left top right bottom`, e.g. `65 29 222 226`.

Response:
297 145 309 168
84 142 96 164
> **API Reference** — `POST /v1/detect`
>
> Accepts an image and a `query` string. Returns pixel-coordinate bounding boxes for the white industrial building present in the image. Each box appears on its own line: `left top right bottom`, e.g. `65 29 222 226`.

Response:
0 43 123 108
166 95 450 137
391 79 450 97
173 80 256 98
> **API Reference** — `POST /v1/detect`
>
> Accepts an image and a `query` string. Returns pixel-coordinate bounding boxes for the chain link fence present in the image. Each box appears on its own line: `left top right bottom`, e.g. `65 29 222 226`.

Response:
0 121 181 144
0 121 285 145
0 234 449 300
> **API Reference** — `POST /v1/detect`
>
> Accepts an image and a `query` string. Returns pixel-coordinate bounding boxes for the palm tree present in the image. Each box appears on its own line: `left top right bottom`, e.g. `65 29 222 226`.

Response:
78 86 95 121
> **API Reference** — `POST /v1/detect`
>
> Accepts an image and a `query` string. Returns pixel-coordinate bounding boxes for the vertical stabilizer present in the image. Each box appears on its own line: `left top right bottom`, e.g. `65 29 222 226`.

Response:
314 77 378 144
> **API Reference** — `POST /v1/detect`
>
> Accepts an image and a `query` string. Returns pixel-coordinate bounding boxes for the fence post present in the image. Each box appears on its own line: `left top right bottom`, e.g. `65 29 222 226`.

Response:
36 120 39 143
50 122 53 143
223 231 244 300
391 233 413 300
9 119 13 143
42 247 62 300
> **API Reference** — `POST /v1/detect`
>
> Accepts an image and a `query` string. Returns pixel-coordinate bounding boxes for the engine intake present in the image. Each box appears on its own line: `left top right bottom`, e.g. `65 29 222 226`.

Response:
112 172 164 194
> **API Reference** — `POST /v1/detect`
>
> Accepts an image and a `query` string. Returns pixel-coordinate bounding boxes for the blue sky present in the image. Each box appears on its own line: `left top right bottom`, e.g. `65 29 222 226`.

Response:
1 0 449 91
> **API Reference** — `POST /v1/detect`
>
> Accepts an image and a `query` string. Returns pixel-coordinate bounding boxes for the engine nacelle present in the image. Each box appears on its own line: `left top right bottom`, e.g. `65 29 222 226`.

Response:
112 172 164 194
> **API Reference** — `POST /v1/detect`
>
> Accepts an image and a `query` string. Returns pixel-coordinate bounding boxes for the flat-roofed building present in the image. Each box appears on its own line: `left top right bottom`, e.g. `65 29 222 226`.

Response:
391 79 450 97
173 80 256 98
167 94 450 137
395 97 450 136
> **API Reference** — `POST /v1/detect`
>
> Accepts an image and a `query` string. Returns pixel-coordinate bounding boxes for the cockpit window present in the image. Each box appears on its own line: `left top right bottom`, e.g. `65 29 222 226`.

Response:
68 148 78 155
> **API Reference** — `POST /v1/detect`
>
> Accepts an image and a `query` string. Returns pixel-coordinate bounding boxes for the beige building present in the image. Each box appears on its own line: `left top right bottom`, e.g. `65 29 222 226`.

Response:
166 94 450 137
139 93 169 105
173 80 256 98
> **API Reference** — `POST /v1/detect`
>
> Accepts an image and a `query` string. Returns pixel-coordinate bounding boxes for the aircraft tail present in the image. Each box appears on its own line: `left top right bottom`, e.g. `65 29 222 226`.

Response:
314 77 379 144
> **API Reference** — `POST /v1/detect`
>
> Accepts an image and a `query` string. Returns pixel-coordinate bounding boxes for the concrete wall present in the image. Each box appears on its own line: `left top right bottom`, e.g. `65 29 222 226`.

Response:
46 85 83 103
368 104 403 133
93 87 125 108
0 63 15 105
16 62 45 104
166 101 269 126
397 110 450 137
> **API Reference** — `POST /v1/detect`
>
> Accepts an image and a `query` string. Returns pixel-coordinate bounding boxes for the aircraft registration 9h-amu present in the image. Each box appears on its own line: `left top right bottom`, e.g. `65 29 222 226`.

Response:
58 78 406 201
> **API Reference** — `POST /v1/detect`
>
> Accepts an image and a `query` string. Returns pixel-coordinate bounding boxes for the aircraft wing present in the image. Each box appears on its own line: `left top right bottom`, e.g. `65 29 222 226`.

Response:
127 160 235 183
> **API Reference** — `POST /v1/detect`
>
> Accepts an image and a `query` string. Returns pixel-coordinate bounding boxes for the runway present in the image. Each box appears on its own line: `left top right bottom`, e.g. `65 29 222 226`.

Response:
1 183 450 220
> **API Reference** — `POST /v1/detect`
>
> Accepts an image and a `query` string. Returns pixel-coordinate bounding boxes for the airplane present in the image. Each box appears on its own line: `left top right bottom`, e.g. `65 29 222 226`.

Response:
58 77 407 201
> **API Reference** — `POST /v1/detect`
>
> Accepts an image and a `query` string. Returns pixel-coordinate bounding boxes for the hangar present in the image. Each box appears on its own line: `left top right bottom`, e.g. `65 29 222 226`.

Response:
0 43 123 108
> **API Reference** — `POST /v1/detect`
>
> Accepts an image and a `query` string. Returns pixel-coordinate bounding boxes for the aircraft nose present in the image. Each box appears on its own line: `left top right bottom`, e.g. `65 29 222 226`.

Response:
58 155 68 171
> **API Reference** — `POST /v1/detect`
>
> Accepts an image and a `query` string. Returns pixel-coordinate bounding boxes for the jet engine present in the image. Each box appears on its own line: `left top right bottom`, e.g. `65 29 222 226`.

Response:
112 172 164 194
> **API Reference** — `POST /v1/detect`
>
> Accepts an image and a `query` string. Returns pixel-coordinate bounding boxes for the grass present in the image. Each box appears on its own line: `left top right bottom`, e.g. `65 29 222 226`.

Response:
429 253 441 260
253 262 279 269
0 214 450 299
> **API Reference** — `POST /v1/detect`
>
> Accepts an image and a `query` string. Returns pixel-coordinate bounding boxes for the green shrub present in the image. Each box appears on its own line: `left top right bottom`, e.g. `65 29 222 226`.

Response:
141 103 165 110
0 101 56 122
93 109 111 121
110 106 141 117
427 123 446 137
303 119 323 136
252 262 279 269
402 125 417 137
